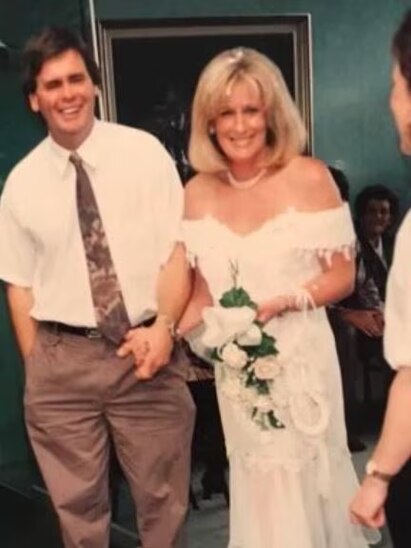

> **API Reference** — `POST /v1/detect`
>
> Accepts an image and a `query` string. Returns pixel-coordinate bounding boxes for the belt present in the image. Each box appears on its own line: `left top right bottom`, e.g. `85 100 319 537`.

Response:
42 317 156 339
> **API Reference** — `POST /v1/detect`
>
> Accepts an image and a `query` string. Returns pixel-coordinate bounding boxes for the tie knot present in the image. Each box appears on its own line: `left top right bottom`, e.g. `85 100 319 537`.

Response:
69 152 83 168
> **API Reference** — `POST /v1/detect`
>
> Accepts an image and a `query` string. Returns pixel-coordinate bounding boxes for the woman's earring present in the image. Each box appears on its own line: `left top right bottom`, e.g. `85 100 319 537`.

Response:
209 126 215 135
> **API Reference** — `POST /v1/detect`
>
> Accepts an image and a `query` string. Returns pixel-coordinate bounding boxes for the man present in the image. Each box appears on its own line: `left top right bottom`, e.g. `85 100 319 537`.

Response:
332 185 398 442
341 185 398 335
0 27 194 548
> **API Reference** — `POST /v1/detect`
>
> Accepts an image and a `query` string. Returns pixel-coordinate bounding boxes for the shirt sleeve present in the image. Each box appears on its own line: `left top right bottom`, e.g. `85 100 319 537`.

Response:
152 142 184 266
0 176 36 287
384 211 411 369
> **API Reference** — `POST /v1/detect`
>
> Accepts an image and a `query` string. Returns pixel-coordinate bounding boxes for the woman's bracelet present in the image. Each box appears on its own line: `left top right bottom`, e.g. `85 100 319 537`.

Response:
277 294 296 314
280 288 316 313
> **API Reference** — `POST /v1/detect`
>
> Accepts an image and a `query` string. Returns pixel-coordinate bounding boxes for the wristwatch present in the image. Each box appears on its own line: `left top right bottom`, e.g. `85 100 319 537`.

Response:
167 321 182 341
156 314 181 341
365 460 393 483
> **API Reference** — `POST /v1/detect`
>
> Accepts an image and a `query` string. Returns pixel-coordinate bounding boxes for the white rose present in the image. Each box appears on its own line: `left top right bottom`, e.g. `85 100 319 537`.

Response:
236 323 262 346
253 356 282 380
221 342 248 369
201 306 256 348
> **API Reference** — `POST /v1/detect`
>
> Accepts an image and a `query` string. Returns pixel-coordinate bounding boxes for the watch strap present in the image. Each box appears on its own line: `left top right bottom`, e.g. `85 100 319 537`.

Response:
366 460 393 483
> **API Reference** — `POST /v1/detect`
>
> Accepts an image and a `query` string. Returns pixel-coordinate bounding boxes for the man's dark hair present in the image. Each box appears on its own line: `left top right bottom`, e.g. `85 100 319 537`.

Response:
393 10 411 91
354 184 399 221
21 26 101 97
328 166 350 202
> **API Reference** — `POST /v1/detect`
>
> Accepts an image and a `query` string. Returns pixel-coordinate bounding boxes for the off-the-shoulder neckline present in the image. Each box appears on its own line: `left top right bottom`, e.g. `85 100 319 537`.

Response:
183 203 350 239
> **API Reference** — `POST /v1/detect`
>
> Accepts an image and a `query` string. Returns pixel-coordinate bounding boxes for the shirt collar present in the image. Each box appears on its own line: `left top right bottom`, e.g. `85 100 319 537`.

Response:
48 118 100 178
374 236 387 265
369 235 383 255
368 235 387 267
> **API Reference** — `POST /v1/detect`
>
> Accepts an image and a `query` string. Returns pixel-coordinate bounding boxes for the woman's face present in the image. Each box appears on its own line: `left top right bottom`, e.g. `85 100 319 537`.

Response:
390 62 411 154
213 78 268 171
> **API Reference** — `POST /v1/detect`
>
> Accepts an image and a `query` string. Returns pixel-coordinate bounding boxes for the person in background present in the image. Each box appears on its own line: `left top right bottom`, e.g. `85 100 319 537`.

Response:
329 166 350 202
0 27 194 548
350 10 411 547
343 185 398 337
333 183 399 452
327 166 367 453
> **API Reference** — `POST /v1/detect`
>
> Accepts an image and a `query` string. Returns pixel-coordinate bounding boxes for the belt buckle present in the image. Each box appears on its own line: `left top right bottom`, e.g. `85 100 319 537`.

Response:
86 328 102 339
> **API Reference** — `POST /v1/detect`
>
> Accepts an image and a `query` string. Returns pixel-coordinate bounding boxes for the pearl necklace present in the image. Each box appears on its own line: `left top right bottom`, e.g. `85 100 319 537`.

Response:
226 168 267 190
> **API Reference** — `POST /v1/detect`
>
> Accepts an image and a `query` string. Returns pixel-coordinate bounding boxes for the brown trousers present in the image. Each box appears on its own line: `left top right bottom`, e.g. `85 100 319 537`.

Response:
24 326 195 548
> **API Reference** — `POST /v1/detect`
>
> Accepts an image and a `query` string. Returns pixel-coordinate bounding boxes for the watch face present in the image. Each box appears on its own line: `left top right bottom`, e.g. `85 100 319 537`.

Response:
365 460 392 482
365 460 375 475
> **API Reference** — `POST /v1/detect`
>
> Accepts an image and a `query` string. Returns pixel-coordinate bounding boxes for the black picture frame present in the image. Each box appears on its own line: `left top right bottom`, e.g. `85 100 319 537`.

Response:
98 16 313 181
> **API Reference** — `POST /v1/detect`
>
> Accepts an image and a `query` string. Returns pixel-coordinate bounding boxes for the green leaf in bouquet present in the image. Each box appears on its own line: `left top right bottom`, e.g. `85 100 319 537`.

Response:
209 348 221 362
255 380 270 395
219 287 256 308
253 332 279 357
267 410 285 429
245 370 269 394
245 370 255 387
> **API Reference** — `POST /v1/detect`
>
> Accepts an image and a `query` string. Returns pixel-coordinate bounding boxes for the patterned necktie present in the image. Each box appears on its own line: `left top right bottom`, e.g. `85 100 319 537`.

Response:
70 153 131 344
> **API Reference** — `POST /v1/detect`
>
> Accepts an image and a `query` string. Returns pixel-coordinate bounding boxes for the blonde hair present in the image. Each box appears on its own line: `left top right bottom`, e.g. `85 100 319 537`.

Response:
188 47 307 173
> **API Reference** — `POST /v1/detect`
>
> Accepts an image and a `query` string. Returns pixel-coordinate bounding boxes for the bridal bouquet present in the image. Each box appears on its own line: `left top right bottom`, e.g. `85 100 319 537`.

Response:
201 263 285 430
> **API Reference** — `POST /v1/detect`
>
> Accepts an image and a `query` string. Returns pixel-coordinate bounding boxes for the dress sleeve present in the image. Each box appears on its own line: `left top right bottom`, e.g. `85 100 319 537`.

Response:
384 211 411 369
0 177 36 287
295 203 356 265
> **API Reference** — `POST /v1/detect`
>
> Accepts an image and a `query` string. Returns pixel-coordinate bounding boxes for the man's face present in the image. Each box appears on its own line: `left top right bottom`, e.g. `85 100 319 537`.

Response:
361 199 391 239
390 62 411 155
29 48 97 150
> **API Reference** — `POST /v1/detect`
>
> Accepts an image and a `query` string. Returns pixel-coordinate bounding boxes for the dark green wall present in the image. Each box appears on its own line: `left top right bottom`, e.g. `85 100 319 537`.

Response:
0 2 83 468
95 0 411 204
0 0 410 467
0 1 85 182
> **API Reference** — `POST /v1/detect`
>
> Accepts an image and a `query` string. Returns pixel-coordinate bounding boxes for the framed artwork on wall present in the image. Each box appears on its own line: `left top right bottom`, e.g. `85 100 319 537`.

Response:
98 15 312 181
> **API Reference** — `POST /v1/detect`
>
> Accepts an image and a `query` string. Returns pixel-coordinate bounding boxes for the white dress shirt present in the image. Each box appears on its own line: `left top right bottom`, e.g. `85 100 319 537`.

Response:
0 120 183 326
384 210 411 369
370 236 387 268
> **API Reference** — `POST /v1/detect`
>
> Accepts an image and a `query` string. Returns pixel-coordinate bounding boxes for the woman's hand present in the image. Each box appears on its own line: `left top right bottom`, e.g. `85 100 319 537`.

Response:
256 296 289 323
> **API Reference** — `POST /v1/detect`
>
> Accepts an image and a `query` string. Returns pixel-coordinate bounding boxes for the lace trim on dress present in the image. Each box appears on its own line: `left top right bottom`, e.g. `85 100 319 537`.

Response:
321 245 353 264
182 203 356 263
160 223 189 267
176 224 197 267
293 204 356 266
185 249 197 268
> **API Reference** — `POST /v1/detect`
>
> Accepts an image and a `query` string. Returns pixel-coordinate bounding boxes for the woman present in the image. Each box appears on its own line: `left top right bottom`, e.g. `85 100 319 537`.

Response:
350 10 411 547
179 47 378 547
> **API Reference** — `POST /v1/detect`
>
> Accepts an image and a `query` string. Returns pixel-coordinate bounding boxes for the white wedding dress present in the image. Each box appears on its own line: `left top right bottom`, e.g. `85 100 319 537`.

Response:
182 204 379 548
